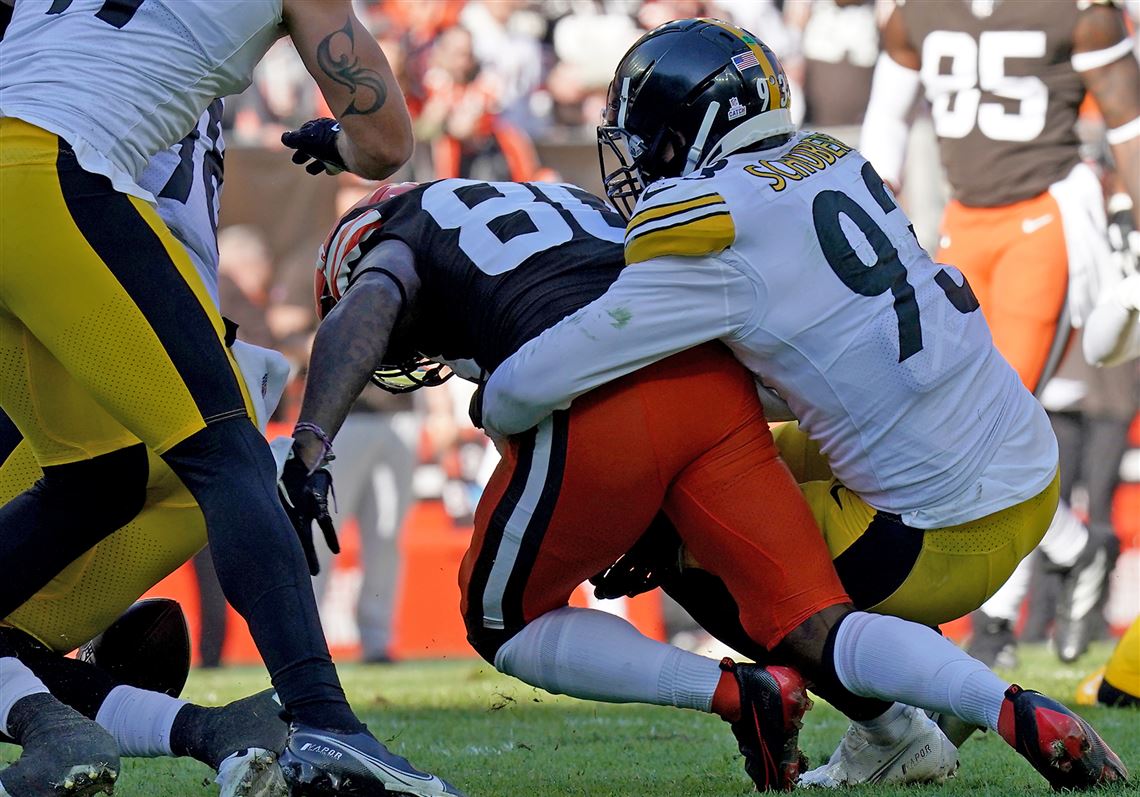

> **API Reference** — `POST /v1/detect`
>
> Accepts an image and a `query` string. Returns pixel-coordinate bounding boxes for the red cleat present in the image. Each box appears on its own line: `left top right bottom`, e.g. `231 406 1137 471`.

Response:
998 684 1129 791
720 659 812 791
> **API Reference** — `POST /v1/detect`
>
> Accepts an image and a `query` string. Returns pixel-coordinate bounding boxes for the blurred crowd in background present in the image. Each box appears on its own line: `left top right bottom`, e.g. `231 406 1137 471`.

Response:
189 0 1140 670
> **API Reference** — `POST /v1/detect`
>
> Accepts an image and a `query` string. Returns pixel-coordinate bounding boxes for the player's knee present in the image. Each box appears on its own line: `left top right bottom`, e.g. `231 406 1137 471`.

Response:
465 620 516 665
162 417 276 497
39 442 148 532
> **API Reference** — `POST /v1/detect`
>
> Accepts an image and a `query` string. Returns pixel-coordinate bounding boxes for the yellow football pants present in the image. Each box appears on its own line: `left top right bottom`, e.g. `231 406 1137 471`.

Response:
771 422 1059 626
0 438 206 653
0 118 250 466
1104 616 1140 700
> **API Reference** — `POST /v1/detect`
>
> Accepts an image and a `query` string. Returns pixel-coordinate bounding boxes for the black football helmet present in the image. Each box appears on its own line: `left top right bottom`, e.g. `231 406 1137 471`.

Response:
598 18 794 217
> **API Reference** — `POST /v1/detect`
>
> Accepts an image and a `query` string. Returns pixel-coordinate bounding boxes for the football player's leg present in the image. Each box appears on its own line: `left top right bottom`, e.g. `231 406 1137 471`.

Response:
935 200 1001 319
0 333 148 620
5 461 206 657
986 194 1069 394
0 126 357 735
1099 617 1140 707
463 351 776 719
769 421 833 484
0 630 119 796
0 625 288 793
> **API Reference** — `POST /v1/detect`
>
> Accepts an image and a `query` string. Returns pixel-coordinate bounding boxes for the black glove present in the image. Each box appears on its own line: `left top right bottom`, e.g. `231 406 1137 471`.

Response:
278 443 340 575
281 117 348 176
590 515 683 600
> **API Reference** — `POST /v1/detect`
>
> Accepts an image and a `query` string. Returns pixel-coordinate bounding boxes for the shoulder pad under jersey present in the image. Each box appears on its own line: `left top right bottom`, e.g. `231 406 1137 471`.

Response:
624 177 736 265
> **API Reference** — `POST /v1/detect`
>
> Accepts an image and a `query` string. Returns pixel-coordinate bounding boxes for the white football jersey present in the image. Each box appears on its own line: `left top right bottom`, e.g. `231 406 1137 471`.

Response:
483 131 1058 528
136 99 225 305
0 0 281 199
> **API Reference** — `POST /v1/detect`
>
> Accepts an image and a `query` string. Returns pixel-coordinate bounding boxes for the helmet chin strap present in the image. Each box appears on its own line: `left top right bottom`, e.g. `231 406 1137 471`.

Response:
682 101 721 177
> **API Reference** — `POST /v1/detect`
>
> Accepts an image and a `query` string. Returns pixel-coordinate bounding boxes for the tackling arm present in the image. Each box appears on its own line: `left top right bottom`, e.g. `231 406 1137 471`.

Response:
1074 3 1140 225
858 8 921 191
283 0 413 179
294 239 421 469
479 254 755 438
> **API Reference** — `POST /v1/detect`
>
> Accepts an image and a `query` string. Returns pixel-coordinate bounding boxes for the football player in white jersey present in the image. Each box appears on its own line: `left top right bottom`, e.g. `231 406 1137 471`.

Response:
478 18 1125 791
0 2 462 795
0 88 290 795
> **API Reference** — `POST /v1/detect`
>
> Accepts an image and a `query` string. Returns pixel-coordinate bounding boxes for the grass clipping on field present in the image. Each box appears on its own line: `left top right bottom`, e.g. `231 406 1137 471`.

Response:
3 642 1136 796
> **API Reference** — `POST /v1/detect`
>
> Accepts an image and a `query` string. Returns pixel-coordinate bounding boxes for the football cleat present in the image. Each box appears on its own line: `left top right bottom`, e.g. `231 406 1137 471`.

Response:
280 724 465 796
798 705 959 788
966 611 1018 670
998 684 1128 790
216 748 288 797
0 693 119 797
177 690 289 773
719 659 812 791
1054 545 1108 664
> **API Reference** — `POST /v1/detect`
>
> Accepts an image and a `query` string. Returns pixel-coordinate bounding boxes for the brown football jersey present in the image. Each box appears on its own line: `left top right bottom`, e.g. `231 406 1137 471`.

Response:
899 0 1087 207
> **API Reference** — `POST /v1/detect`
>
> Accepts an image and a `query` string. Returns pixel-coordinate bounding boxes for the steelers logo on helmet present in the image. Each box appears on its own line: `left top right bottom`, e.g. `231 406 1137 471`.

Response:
597 18 795 218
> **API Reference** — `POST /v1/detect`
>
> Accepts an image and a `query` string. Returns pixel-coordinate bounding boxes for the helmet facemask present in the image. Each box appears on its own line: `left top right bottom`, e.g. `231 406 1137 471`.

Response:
370 357 454 394
597 77 686 220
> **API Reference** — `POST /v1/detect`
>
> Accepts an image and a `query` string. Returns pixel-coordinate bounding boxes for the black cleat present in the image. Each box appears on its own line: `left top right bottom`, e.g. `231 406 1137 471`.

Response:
280 724 465 797
998 684 1128 790
720 659 812 791
966 611 1018 669
179 690 291 797
0 693 119 796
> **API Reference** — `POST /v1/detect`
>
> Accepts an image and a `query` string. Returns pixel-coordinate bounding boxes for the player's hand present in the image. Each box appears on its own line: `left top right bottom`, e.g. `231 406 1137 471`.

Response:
590 517 683 600
281 118 348 176
278 443 340 575
1107 193 1139 277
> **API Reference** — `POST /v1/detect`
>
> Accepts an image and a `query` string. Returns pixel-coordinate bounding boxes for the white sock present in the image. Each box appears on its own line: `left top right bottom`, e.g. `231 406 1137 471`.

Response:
832 612 1007 730
979 553 1035 622
95 684 188 757
1037 502 1089 569
853 701 911 745
494 606 723 711
0 657 49 736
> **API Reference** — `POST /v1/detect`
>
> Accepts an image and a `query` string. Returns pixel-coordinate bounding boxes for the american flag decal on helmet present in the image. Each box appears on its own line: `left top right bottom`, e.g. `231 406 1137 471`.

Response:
731 50 760 72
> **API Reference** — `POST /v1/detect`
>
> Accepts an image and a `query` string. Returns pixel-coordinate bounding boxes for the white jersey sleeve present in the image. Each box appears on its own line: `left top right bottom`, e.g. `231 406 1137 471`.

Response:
0 0 281 198
480 250 755 438
136 99 225 307
481 177 754 438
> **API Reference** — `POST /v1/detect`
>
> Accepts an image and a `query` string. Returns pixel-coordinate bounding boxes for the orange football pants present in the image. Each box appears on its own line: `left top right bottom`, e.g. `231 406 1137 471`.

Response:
937 192 1070 393
460 344 850 660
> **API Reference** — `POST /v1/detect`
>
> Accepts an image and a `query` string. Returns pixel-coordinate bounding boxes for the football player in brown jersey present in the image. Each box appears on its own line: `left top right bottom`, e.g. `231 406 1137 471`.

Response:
860 0 1140 680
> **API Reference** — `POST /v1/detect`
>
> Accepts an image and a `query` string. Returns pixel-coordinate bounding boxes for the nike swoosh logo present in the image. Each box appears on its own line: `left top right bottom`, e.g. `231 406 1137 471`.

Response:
867 743 914 784
1021 214 1054 234
641 181 679 201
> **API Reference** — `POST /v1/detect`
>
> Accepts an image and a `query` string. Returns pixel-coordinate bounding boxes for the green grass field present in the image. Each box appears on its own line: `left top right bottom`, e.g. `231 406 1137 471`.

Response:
3 642 1137 796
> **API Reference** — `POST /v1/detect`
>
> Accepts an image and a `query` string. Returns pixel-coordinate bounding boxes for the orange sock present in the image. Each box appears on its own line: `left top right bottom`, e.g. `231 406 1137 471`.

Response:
711 664 741 722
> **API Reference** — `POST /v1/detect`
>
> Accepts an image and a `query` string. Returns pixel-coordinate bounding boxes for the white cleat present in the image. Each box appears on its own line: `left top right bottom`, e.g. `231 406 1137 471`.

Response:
798 706 959 788
216 749 288 797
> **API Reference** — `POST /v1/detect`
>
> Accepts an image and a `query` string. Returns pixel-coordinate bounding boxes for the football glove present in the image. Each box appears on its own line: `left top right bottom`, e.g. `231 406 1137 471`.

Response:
278 443 340 575
281 118 348 176
1107 193 1139 276
590 515 683 600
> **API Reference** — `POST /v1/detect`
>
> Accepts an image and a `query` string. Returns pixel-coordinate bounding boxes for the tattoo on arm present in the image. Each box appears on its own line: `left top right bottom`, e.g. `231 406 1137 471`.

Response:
316 17 388 118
